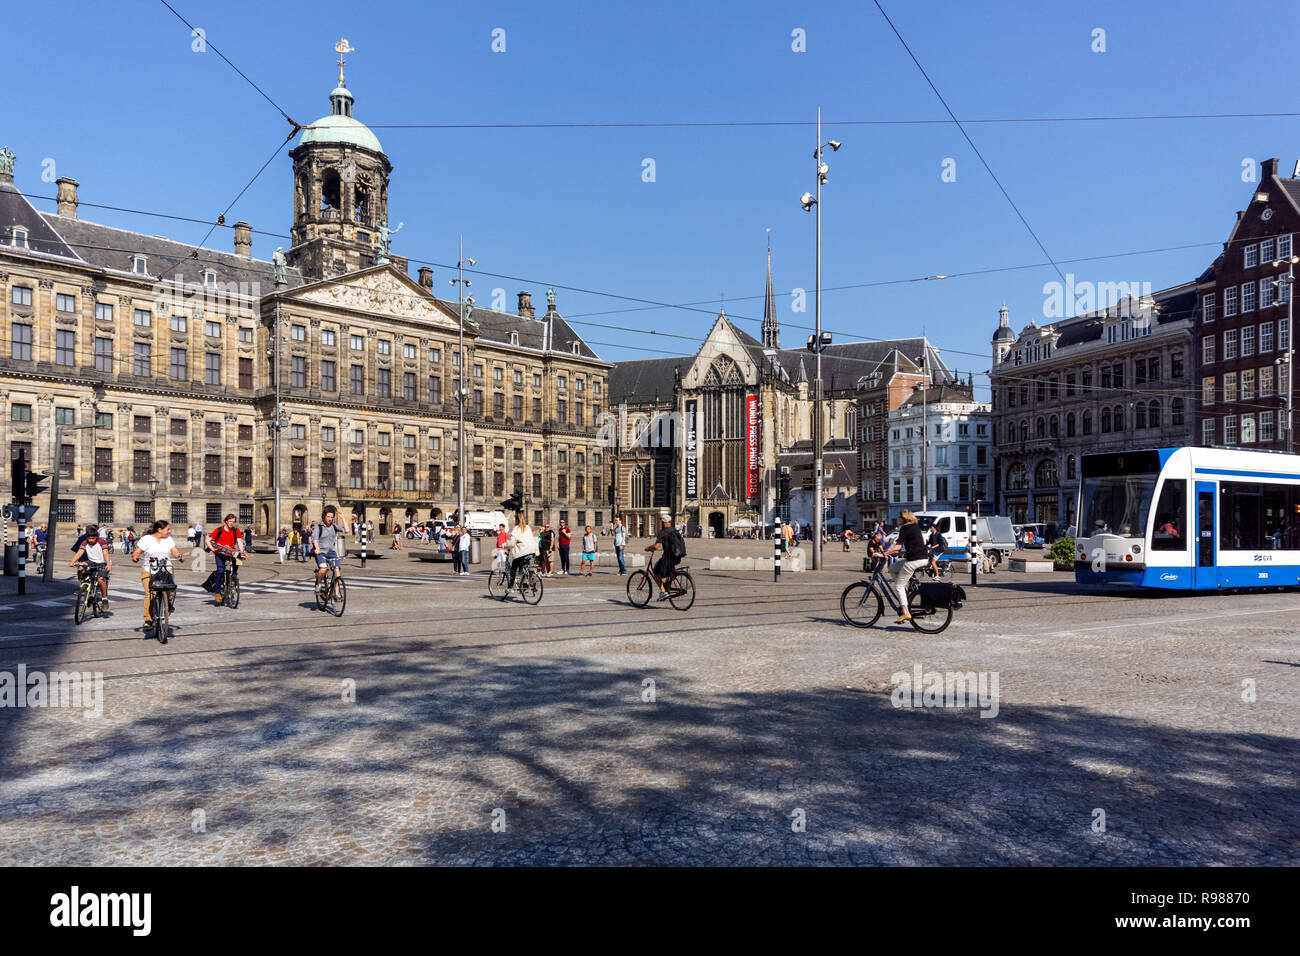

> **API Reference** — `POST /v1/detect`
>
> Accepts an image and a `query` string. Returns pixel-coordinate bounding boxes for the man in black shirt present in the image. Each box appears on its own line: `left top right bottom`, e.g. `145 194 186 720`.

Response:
885 511 934 623
645 512 681 601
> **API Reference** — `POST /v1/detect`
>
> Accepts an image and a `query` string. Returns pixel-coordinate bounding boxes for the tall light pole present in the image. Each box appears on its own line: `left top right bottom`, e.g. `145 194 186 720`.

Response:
1272 256 1298 453
799 109 841 570
269 301 288 536
449 237 475 522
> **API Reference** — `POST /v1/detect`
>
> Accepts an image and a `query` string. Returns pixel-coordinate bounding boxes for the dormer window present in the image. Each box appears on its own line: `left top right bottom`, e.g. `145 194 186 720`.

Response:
509 331 519 346
571 341 581 355
204 270 217 289
12 227 28 249
132 255 147 274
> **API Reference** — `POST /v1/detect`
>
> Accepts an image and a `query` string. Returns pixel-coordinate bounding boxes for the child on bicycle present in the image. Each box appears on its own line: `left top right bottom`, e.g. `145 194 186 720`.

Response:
69 522 111 605
132 519 180 632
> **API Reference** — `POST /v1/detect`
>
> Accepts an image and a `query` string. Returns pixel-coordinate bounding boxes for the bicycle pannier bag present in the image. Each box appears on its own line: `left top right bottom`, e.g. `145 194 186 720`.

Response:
917 581 965 609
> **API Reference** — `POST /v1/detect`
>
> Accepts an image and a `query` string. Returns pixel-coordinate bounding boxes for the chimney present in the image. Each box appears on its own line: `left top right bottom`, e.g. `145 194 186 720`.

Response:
233 221 252 256
55 177 79 218
517 290 534 319
1262 158 1279 181
418 266 433 289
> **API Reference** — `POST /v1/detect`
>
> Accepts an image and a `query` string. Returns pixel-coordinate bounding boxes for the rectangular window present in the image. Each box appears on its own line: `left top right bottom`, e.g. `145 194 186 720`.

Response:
1261 321 1274 353
493 367 503 382
473 470 484 496
1202 418 1215 445
321 329 336 347
290 324 305 342
290 456 306 487
350 459 364 490
1242 281 1256 313
133 449 152 483
532 373 542 388
205 420 221 439
320 425 334 443
512 395 523 420
426 374 442 403
134 414 151 434
1242 368 1255 400
557 474 567 498
321 359 336 392
169 451 187 485
95 303 114 323
289 423 306 440
94 448 114 483
377 338 391 356
171 418 187 437
377 368 391 398
10 286 32 306
1242 414 1257 443
403 433 416 449
232 455 253 488
429 347 441 363
377 432 391 447
1202 376 1215 406
170 314 187 333
1224 329 1238 360
1281 318 1291 351
493 393 504 417
1261 411 1275 443
1224 415 1239 444
203 454 221 487
170 501 188 525
1202 293 1215 323
403 343 416 360
1261 365 1274 397
427 464 440 495
403 372 416 401
1261 238 1276 263
350 429 364 444
10 403 31 422
10 323 32 360
205 352 222 385
350 364 364 395
429 435 441 451
472 390 483 417
321 457 336 487
206 320 222 338
557 399 567 425
1280 235 1293 259
1224 371 1238 403
351 334 364 351
170 347 187 380
239 326 253 343
473 365 483 379
493 471 504 496
56 293 76 313
54 407 75 427
1224 286 1238 317
291 355 305 388
94 336 113 372
1261 277 1275 309
532 397 542 422
55 329 75 366
1244 244 1259 269
239 356 253 388
1242 325 1256 358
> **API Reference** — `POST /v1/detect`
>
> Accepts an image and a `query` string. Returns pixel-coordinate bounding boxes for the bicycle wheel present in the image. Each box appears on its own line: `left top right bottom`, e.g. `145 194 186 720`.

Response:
840 581 883 628
488 569 509 599
626 571 652 607
668 571 695 611
92 587 103 619
519 570 543 605
155 592 169 644
315 572 330 611
330 576 347 617
908 589 953 634
226 574 240 609
74 582 88 625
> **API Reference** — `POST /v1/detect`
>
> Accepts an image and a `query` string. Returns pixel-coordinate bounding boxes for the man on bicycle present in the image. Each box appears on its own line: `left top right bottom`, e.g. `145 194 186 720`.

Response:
208 513 246 605
69 522 111 605
644 512 683 602
312 506 344 594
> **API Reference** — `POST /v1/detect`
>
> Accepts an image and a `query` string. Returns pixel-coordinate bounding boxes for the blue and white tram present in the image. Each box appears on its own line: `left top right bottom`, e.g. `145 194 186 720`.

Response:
1075 447 1300 589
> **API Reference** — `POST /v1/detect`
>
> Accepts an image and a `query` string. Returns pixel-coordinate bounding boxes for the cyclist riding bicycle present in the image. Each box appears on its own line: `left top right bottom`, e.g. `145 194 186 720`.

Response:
69 522 111 605
644 512 685 602
926 525 948 566
132 519 181 633
208 513 246 605
505 512 538 589
312 506 344 592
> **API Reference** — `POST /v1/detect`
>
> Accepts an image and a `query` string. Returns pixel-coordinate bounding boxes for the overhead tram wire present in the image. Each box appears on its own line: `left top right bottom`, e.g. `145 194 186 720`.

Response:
183 130 298 259
871 0 1066 285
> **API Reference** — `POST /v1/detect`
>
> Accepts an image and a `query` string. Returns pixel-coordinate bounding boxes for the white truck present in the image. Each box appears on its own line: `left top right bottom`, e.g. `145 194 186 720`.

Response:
464 510 507 537
915 511 1018 567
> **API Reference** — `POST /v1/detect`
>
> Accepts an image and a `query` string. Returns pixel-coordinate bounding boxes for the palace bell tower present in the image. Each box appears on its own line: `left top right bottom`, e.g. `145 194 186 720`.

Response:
287 40 405 280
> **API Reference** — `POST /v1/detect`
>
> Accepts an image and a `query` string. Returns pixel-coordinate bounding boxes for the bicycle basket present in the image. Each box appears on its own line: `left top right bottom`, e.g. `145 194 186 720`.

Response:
916 581 961 609
149 568 177 592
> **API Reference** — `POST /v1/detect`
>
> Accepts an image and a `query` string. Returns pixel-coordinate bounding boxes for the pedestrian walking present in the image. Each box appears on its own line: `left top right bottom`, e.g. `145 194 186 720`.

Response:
538 523 555 575
842 528 853 552
494 523 509 570
288 527 299 561
579 525 598 575
277 527 288 563
557 520 572 575
613 516 627 575
457 525 472 575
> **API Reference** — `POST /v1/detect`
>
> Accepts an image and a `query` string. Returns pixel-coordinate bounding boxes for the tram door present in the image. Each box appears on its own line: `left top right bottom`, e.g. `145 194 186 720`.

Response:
1195 481 1217 588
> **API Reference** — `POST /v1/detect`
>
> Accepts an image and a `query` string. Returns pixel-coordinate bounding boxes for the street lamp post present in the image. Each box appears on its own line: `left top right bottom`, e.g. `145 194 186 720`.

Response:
148 475 159 516
1272 256 1299 453
268 301 290 539
799 109 841 570
449 238 475 523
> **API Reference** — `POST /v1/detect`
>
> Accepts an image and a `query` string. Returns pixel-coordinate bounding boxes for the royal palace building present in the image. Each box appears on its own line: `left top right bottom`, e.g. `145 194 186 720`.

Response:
0 55 609 537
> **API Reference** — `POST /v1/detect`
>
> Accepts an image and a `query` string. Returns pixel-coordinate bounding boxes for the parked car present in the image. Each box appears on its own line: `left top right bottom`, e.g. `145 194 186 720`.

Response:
1014 523 1050 549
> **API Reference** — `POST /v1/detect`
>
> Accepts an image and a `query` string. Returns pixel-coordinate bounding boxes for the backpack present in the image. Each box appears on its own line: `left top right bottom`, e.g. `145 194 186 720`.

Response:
668 528 687 561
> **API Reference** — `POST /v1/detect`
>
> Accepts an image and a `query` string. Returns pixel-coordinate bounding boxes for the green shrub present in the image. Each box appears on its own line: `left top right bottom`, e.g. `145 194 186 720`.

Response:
1049 536 1076 566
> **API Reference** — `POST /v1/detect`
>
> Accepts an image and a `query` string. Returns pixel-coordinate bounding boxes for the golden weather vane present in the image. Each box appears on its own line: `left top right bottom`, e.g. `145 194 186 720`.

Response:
335 38 355 86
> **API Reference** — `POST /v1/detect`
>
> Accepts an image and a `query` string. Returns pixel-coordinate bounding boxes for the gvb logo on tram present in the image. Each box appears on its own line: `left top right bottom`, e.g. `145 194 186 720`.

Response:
1075 446 1300 590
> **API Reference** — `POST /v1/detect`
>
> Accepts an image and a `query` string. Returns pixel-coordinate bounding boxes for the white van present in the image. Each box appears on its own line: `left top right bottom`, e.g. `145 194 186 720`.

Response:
915 511 1017 566
464 510 507 536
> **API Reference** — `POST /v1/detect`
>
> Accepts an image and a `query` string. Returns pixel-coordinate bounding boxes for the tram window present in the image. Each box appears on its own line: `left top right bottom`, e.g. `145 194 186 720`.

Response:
1219 481 1299 550
1151 479 1187 550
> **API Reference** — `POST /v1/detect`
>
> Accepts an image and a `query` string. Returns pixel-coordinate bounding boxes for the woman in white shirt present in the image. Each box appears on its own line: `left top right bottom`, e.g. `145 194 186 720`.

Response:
505 513 538 591
132 519 181 631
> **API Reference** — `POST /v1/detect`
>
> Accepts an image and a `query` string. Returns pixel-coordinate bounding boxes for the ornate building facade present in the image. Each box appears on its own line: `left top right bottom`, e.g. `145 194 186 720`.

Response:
0 56 608 535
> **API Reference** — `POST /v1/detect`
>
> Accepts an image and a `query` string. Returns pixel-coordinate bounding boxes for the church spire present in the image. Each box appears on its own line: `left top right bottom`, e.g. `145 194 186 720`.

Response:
762 233 780 349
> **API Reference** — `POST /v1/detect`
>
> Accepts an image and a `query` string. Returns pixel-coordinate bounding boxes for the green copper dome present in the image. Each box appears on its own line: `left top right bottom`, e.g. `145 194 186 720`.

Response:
300 85 384 154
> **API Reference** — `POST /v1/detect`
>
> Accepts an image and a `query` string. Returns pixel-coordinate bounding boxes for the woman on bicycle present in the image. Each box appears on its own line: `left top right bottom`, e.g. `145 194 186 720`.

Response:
884 511 933 624
69 522 111 605
505 511 537 589
132 519 180 633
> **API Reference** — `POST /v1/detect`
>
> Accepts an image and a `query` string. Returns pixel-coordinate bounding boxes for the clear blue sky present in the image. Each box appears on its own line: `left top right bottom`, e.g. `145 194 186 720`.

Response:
6 0 1299 393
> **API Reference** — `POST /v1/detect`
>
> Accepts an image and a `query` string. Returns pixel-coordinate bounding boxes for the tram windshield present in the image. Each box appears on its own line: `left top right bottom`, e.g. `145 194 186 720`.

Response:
1079 472 1158 537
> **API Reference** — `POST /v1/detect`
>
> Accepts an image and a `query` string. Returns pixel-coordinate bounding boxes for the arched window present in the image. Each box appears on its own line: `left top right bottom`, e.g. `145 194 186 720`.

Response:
1135 403 1147 429
1066 412 1076 437
1149 400 1161 428
1020 420 1028 441
1171 398 1184 426
1036 417 1046 439
1049 415 1059 438
1114 404 1124 431
1082 410 1092 435
1006 462 1028 490
630 467 647 508
1101 407 1112 433
1035 458 1059 488
1066 454 1076 480
1008 422 1016 442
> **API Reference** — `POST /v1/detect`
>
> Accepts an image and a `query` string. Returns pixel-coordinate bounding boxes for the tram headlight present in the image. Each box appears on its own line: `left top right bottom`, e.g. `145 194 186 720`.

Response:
1132 544 1142 554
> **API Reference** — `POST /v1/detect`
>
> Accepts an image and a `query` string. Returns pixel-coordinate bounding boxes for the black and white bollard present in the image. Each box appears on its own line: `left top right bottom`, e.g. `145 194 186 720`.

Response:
773 516 782 582
16 507 26 595
359 521 368 569
970 543 978 587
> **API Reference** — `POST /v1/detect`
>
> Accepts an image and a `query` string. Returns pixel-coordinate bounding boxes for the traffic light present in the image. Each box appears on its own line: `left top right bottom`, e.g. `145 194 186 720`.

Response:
778 467 792 504
10 452 26 501
500 491 523 514
24 470 48 502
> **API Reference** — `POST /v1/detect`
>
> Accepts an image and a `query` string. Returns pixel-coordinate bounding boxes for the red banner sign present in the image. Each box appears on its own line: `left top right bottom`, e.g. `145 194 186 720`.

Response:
746 394 759 499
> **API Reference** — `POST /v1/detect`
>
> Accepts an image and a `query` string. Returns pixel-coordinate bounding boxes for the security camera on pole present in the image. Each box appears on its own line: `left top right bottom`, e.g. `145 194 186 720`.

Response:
799 109 840 571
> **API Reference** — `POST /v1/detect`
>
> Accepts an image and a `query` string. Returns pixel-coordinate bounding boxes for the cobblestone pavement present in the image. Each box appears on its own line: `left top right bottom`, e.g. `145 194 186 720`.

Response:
0 542 1295 865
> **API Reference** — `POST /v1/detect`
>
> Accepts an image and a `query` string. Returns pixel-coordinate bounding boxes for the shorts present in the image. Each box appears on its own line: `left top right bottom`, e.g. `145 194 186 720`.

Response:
316 550 341 570
581 551 596 562
653 554 677 579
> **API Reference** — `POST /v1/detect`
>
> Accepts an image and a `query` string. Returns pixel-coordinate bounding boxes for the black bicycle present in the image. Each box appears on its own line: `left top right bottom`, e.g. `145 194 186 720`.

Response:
627 562 696 611
146 556 177 644
315 563 346 616
33 544 46 577
212 544 242 609
72 562 108 624
840 559 957 634
487 555 544 604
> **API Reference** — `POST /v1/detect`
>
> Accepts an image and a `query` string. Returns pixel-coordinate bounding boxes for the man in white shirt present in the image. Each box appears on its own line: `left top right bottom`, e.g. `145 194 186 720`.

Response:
457 526 472 576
